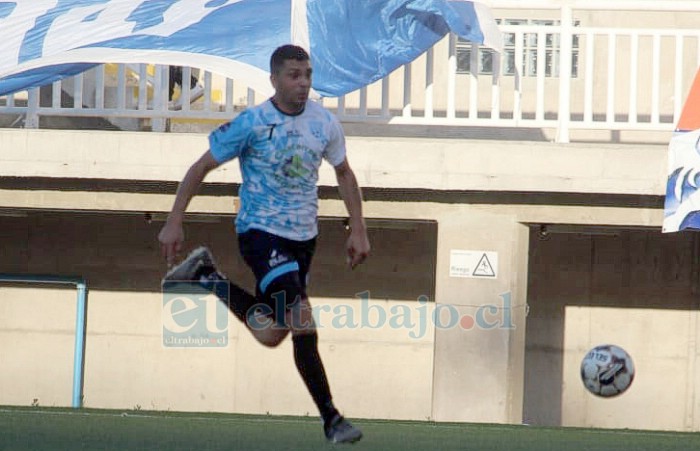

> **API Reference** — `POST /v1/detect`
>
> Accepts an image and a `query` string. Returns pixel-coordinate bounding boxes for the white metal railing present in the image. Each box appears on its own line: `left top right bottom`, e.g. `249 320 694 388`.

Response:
1 1 700 142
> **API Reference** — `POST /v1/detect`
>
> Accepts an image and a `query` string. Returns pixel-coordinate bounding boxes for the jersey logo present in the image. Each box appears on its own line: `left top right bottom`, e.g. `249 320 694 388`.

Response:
282 154 311 178
268 249 289 268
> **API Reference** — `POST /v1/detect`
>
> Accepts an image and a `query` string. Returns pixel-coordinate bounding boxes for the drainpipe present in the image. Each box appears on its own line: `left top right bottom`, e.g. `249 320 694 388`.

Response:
0 274 88 408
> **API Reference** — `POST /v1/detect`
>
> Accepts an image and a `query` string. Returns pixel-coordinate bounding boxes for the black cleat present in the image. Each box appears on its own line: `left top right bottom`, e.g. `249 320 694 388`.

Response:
162 246 224 283
324 414 363 444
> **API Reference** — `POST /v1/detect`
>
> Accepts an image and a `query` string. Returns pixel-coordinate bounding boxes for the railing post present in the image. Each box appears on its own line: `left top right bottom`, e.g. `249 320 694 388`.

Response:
402 63 412 117
556 4 573 143
447 33 457 119
25 88 40 129
151 65 167 132
247 88 255 108
425 47 434 118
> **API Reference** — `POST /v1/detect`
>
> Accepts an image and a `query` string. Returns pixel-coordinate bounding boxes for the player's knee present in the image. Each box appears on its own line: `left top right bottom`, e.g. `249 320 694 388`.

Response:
255 328 289 347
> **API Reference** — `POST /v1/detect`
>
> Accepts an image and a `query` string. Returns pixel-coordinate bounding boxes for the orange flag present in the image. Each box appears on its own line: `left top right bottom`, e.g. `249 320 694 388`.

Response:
676 68 700 132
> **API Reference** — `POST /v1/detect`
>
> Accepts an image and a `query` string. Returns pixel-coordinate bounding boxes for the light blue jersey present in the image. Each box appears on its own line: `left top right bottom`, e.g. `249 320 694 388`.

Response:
209 99 346 241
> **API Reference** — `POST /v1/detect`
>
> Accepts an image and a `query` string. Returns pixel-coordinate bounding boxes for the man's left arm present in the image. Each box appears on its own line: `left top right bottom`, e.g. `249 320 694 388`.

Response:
334 158 370 269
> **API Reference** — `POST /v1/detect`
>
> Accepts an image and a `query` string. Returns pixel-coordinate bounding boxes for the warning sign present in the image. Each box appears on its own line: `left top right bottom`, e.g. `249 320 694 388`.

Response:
449 250 498 279
473 253 496 277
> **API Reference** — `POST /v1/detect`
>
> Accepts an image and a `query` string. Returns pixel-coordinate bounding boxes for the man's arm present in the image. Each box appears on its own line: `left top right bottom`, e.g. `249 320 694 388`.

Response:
158 150 220 265
334 158 370 269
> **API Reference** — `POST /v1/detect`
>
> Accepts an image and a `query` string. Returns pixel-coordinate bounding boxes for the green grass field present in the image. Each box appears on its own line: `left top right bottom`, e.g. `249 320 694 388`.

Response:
1 406 700 451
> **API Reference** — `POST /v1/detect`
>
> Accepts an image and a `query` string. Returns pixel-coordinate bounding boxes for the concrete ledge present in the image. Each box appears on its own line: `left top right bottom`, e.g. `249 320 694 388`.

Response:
0 189 665 228
0 129 669 195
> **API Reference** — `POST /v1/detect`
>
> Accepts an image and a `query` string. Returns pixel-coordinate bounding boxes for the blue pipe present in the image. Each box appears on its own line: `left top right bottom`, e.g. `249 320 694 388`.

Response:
72 282 88 408
0 274 88 408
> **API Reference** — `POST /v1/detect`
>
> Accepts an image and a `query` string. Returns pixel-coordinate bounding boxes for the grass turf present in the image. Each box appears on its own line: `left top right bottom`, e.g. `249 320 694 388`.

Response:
1 406 700 450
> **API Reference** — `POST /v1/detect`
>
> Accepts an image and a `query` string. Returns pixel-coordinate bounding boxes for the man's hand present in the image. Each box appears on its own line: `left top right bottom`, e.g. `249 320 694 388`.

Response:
334 159 369 270
346 227 370 269
157 150 219 267
158 220 184 267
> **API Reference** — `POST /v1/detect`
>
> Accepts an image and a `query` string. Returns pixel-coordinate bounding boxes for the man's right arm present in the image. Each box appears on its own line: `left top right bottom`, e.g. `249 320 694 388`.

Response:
158 150 221 265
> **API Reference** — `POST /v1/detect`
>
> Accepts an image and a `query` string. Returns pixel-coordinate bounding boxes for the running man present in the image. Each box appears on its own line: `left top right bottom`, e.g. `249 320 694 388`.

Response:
158 44 370 444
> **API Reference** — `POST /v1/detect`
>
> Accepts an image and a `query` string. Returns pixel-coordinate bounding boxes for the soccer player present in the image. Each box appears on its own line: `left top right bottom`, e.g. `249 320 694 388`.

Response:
158 44 370 444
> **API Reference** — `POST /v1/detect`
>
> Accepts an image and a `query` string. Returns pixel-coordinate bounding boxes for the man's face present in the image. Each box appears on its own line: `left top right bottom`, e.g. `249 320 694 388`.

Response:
271 58 311 112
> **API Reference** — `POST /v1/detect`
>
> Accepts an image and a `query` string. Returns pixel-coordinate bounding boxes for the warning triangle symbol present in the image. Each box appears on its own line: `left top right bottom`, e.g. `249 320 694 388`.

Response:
473 253 496 277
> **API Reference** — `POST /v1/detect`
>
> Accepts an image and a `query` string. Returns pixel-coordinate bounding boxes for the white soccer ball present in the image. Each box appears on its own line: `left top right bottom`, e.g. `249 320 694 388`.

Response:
580 344 635 397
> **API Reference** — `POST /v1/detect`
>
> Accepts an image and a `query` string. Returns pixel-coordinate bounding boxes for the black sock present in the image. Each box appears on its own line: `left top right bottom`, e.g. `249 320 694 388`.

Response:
210 280 256 323
228 283 257 323
292 333 339 425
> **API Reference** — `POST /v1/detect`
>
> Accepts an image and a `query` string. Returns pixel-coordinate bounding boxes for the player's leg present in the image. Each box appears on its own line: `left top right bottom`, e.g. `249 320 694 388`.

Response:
238 230 344 429
163 239 360 442
161 235 296 347
162 246 259 323
188 68 205 102
287 298 362 444
236 229 305 347
168 66 183 101
284 242 362 444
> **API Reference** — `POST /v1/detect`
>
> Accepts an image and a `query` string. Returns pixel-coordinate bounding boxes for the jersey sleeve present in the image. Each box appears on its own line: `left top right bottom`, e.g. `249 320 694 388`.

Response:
208 110 255 163
323 113 347 167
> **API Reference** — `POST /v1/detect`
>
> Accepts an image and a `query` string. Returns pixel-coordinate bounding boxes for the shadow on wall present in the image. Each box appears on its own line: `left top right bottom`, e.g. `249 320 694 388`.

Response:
522 227 700 427
0 210 437 302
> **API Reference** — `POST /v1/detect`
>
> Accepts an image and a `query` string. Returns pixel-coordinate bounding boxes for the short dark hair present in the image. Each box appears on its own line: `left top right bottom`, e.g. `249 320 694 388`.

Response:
270 44 310 74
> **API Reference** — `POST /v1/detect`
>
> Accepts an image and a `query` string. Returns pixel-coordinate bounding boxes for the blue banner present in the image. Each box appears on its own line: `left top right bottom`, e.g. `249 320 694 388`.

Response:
663 69 700 233
0 0 501 98
663 130 700 232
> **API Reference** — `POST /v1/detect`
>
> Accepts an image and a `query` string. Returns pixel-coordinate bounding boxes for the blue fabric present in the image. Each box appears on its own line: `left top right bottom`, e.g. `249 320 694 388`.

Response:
307 0 483 96
260 261 299 294
0 0 499 97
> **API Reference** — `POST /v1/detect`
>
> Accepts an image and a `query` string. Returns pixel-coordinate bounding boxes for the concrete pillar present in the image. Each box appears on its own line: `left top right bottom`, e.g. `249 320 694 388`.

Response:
431 209 529 423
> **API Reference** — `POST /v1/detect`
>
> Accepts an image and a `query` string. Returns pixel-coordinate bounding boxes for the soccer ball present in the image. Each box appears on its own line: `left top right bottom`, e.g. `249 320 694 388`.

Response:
580 344 635 397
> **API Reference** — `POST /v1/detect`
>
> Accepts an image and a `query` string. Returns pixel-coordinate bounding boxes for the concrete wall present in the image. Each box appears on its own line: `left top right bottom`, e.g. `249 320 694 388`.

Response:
525 229 700 431
1 127 691 431
0 206 534 425
431 210 529 423
0 212 437 420
0 128 668 195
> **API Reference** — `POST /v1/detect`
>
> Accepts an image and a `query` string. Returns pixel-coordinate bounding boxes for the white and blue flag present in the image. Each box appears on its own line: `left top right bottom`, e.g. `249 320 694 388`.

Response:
663 69 700 232
0 0 501 98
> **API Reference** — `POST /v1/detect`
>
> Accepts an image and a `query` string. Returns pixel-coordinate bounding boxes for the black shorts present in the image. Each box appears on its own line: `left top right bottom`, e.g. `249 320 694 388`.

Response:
237 228 316 318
